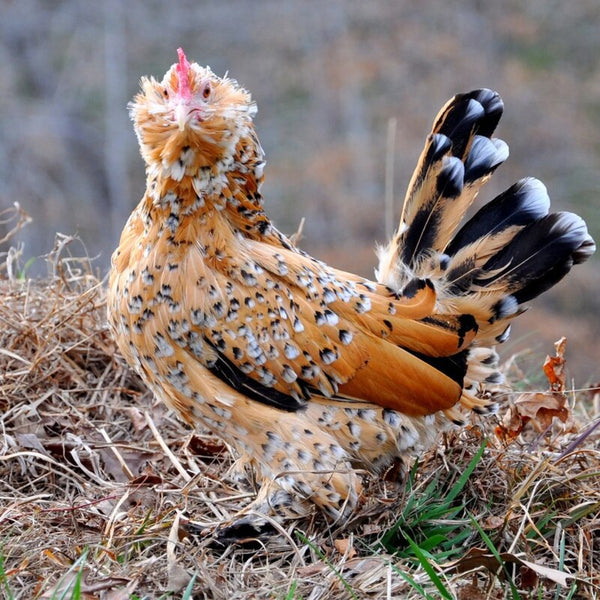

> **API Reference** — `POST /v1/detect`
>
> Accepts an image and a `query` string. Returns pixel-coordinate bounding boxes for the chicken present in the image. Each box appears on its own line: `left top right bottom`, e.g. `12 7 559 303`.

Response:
108 49 595 541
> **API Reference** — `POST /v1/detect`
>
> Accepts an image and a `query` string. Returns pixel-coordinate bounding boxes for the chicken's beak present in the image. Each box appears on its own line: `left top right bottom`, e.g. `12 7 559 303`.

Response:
175 102 188 132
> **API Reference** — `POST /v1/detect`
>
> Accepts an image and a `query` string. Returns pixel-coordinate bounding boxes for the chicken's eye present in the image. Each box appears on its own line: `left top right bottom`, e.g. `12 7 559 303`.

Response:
202 82 211 100
162 88 169 98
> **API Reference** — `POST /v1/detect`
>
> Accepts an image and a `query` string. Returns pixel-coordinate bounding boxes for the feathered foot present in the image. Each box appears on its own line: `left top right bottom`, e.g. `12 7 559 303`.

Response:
183 480 308 547
186 459 362 546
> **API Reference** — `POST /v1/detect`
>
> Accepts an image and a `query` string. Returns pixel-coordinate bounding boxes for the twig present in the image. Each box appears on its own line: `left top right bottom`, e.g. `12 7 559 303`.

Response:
385 117 397 239
145 411 191 482
98 427 134 480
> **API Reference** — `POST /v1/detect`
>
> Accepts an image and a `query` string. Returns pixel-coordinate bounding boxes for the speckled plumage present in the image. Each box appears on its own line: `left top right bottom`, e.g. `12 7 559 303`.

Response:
108 50 595 538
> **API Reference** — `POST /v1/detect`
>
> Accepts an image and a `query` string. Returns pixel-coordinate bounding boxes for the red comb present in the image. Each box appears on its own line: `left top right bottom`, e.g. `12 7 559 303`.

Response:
175 47 192 100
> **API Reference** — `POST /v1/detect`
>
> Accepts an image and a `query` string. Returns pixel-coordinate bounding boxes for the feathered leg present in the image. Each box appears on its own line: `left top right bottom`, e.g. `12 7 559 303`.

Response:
186 399 362 544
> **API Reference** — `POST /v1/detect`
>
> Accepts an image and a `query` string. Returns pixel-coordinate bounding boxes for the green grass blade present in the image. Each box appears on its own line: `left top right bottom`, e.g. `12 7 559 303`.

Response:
553 527 566 600
71 567 83 600
0 554 15 600
445 438 487 504
564 583 579 600
469 516 519 600
404 533 452 600
182 572 197 600
391 564 437 600
285 580 298 600
53 548 89 600
381 438 487 559
418 534 449 551
296 533 359 600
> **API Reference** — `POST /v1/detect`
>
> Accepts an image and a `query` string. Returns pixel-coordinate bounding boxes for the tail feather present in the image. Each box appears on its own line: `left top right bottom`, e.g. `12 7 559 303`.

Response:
475 211 595 304
392 89 509 277
378 88 595 421
446 178 550 257
463 136 509 184
432 89 503 153
444 178 551 294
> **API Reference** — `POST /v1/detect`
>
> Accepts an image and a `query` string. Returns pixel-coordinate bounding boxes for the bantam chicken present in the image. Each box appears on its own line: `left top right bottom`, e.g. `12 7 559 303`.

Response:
108 49 595 541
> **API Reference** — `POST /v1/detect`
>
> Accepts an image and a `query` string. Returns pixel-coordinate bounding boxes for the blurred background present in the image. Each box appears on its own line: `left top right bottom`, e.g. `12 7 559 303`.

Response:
1 0 599 382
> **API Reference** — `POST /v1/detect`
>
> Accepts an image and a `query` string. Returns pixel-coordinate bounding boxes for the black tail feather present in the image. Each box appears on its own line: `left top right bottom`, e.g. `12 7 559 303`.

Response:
446 178 550 257
378 88 595 418
463 136 508 183
380 87 595 365
398 89 509 270
434 89 504 156
477 211 595 304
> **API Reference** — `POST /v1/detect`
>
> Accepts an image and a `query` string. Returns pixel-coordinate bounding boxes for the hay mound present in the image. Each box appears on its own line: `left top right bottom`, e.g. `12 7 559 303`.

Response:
1 221 598 598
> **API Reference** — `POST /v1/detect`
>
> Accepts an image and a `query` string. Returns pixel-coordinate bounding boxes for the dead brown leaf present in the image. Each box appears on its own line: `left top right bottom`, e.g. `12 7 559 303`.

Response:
507 391 569 433
186 434 227 458
457 582 487 600
444 547 577 587
482 515 505 530
129 471 163 487
334 537 357 559
520 564 538 589
543 336 567 391
127 406 147 432
497 337 571 439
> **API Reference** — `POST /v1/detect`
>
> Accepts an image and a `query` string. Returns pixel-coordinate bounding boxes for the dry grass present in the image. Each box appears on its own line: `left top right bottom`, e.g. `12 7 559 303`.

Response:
1 212 599 599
